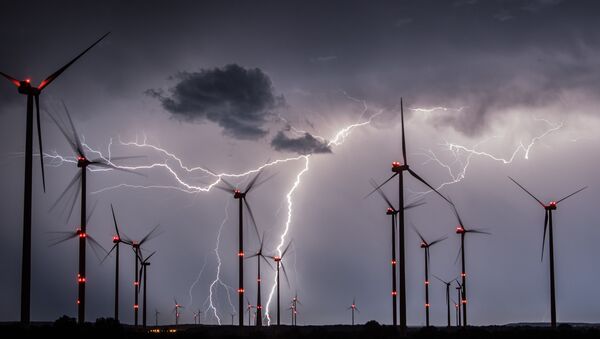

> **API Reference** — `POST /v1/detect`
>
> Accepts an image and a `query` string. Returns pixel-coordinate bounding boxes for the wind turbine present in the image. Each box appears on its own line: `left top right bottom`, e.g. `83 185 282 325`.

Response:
0 32 110 324
246 231 273 326
102 204 131 322
268 241 292 326
452 298 460 327
369 179 424 325
173 298 183 326
508 176 587 328
138 250 156 328
193 309 202 325
212 168 275 326
49 204 106 320
128 225 160 326
433 275 454 327
367 98 451 330
291 292 301 326
48 105 139 324
449 202 489 327
245 297 255 326
413 227 446 327
347 297 359 325
155 309 160 327
455 280 462 327
230 313 235 325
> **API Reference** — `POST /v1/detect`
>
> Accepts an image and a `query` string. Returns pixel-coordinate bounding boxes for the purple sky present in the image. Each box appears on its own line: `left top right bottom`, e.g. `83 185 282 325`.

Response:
0 0 599 326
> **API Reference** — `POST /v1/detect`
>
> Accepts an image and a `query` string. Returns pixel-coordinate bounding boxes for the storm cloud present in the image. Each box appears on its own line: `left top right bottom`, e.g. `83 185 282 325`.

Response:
270 131 332 155
147 64 284 140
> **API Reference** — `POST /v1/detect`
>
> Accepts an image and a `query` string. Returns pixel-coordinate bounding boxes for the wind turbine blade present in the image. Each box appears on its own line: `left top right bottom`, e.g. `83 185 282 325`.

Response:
104 155 147 162
145 251 157 262
364 174 397 198
87 235 108 261
50 171 81 213
243 199 260 242
139 224 161 245
369 178 395 210
541 211 548 262
448 199 465 228
407 169 452 205
401 98 407 165
429 236 448 246
261 255 275 271
101 244 118 264
89 161 146 176
404 199 426 210
86 199 98 225
251 172 278 191
432 274 447 284
556 186 588 204
46 108 78 154
245 252 259 259
110 204 121 238
454 245 462 265
35 95 46 192
508 176 545 207
411 224 426 244
48 231 77 246
244 169 264 193
467 228 491 235
281 241 293 258
38 32 111 90
0 71 20 87
61 102 84 156
280 262 291 288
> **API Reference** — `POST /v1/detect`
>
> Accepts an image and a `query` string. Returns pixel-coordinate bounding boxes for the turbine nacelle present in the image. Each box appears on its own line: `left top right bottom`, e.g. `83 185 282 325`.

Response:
17 79 41 95
386 207 396 215
233 189 245 199
391 161 408 173
112 235 120 243
455 226 465 234
274 256 281 262
76 156 89 168
76 228 87 238
420 241 427 248
546 201 557 210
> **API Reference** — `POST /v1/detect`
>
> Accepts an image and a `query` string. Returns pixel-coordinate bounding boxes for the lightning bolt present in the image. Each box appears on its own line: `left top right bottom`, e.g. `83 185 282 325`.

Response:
414 117 563 195
42 95 381 325
204 198 236 325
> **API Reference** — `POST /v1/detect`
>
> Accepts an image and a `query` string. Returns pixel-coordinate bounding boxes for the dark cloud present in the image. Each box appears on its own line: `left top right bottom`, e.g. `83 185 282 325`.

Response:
147 64 284 140
270 131 332 155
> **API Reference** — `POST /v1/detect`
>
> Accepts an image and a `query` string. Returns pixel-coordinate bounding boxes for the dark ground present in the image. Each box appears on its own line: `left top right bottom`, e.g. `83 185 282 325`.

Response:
2 318 600 338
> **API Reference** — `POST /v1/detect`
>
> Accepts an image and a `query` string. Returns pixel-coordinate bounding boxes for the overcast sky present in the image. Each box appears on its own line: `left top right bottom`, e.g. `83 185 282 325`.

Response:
1 0 600 326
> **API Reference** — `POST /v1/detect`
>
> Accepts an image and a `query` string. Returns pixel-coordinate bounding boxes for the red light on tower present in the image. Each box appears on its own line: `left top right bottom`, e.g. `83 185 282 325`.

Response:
391 259 396 265
461 299 467 304
456 226 465 234
25 79 31 83
113 235 120 243
238 288 244 293
391 291 397 296
134 304 139 309
392 161 401 168
238 251 244 257
420 242 427 248
425 303 430 308
274 256 281 262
